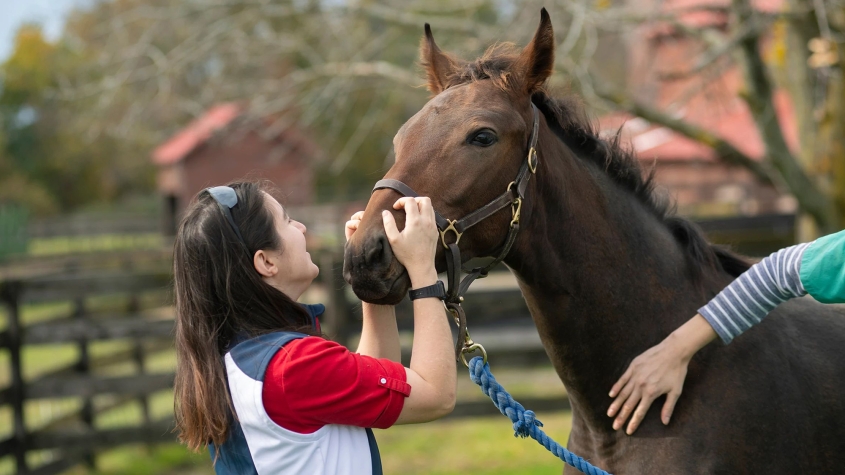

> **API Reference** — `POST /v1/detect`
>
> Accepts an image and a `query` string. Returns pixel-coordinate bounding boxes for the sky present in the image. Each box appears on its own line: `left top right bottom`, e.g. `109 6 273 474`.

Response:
0 0 90 60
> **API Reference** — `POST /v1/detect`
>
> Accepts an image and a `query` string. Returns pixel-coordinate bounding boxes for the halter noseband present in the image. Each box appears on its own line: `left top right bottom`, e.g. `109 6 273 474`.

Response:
372 103 541 364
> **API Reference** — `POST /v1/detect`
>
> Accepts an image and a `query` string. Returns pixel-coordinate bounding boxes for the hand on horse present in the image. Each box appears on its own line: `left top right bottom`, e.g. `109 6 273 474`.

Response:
607 313 717 434
606 335 691 435
382 197 439 287
345 211 365 242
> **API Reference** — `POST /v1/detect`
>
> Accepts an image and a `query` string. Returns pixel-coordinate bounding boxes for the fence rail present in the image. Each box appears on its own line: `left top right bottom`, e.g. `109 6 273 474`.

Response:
27 216 161 239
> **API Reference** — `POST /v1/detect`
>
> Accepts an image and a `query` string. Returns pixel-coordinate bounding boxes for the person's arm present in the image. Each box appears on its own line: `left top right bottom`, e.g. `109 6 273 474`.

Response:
797 228 845 304
396 266 455 423
345 211 404 362
356 303 401 362
698 242 811 344
607 241 814 435
382 197 457 424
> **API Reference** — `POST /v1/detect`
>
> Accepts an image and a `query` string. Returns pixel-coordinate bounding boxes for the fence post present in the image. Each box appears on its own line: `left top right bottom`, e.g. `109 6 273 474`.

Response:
127 286 152 449
2 281 28 473
73 297 96 470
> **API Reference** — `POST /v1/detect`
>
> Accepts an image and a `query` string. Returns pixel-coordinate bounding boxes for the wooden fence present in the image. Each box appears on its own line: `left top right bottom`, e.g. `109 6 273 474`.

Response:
0 250 175 475
0 250 561 474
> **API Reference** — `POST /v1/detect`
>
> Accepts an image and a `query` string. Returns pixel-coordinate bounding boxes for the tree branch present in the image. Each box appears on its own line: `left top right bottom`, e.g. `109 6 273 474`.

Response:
731 0 835 230
343 4 478 33
659 21 759 80
591 84 777 186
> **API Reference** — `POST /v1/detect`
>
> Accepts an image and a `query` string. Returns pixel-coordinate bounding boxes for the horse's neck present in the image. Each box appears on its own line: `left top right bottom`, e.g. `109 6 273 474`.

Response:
504 142 719 428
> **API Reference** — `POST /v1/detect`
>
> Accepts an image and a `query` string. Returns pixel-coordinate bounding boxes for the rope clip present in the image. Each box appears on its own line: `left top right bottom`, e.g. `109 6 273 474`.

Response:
460 329 488 367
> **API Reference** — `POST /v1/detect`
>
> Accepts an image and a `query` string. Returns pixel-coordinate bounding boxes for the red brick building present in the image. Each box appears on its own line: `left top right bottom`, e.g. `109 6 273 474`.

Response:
152 103 321 234
599 0 798 253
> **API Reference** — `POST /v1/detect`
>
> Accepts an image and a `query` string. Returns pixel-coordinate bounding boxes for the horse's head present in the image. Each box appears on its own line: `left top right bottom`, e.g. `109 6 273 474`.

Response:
344 9 555 305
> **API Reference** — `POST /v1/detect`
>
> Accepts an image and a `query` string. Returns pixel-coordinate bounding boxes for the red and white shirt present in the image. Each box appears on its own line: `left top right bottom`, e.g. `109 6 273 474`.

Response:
212 305 410 475
262 336 410 433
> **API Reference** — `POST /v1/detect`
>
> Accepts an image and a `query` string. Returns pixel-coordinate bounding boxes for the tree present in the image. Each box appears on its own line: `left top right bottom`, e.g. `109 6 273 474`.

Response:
53 0 845 231
52 0 506 202
0 24 154 214
577 0 845 233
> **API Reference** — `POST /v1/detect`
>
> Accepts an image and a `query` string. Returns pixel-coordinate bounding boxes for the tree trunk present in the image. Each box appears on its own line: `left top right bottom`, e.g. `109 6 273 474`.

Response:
732 0 837 232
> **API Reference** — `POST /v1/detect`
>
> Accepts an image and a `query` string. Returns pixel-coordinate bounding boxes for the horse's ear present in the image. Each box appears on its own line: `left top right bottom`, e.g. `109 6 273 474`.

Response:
420 24 458 94
514 8 555 94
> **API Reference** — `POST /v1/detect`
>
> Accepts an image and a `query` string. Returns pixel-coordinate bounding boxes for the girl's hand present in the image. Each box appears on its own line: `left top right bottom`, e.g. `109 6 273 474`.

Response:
382 197 438 285
345 211 364 242
607 337 690 435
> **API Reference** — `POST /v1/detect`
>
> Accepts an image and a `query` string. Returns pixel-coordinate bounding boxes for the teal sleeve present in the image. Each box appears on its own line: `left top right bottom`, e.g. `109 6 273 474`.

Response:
799 228 845 304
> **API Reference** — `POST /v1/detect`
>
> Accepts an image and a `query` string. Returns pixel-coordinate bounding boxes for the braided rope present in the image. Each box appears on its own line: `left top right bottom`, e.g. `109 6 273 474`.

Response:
468 356 613 475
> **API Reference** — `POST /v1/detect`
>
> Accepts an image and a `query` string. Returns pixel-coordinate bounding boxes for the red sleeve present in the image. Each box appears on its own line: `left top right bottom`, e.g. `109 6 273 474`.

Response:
262 336 410 434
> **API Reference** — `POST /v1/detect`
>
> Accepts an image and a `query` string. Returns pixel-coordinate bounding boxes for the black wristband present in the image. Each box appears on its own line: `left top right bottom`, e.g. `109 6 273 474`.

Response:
409 280 446 301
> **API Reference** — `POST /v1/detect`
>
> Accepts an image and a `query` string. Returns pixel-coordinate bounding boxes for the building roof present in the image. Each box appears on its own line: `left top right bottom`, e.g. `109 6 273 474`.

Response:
643 0 784 38
601 0 798 164
152 103 242 166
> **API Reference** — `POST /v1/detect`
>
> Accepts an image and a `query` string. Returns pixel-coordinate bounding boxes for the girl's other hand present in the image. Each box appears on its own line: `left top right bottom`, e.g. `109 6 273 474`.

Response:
345 211 364 242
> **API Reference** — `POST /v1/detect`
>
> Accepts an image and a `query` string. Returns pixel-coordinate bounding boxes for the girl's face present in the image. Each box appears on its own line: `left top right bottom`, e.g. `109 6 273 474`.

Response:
260 192 319 299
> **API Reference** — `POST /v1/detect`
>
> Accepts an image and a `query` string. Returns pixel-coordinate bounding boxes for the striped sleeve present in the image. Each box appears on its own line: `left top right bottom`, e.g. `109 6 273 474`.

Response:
699 242 812 344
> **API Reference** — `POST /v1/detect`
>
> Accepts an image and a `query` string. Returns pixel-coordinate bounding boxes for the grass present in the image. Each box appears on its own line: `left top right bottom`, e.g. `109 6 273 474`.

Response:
62 444 211 475
38 410 573 475
377 412 572 475
27 234 165 257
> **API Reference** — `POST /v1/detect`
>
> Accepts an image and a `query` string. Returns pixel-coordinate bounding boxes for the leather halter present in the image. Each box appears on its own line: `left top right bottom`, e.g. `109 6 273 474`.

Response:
372 103 541 363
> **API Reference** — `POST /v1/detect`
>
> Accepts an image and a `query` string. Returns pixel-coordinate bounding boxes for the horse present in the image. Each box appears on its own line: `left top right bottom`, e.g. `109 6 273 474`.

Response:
343 9 845 473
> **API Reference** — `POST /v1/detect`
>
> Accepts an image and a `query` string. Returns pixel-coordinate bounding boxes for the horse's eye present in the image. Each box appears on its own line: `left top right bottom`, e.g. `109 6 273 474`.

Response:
468 129 497 147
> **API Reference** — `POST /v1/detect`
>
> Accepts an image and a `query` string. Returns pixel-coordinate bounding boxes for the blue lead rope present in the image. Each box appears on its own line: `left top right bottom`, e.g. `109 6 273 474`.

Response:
468 356 613 475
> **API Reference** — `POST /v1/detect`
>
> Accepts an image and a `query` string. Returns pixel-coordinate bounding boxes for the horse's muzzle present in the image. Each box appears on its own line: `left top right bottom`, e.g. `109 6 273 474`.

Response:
342 232 410 305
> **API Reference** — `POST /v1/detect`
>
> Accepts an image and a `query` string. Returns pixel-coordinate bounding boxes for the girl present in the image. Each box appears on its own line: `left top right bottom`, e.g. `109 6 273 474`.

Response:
173 181 455 474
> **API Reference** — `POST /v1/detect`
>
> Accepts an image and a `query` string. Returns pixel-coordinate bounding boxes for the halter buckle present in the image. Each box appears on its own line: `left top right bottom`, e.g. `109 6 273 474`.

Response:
439 219 463 249
510 197 522 228
460 330 488 367
528 147 538 174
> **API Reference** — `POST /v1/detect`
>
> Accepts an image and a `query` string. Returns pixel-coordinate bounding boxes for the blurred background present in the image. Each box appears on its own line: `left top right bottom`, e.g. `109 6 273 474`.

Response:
0 0 843 473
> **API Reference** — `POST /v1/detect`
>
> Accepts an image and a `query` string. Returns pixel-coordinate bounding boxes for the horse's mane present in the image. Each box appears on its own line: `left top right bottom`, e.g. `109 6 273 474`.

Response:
446 43 751 279
533 93 751 280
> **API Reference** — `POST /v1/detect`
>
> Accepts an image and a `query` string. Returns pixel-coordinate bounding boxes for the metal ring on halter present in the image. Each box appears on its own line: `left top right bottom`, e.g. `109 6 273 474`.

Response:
461 341 488 367
439 219 462 249
528 147 538 174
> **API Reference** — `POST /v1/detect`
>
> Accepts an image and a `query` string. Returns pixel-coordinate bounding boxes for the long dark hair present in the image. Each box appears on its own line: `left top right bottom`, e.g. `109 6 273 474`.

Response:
173 180 315 452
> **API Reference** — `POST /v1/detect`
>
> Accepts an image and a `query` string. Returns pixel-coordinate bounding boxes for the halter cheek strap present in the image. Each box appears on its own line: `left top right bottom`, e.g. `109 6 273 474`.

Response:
371 102 541 364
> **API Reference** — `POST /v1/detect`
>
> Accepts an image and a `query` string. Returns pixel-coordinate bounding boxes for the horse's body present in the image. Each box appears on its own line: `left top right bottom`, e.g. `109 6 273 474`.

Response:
344 10 845 473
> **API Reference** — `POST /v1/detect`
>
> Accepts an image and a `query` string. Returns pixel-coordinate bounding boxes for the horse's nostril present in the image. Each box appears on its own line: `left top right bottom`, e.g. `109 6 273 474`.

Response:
365 236 385 266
